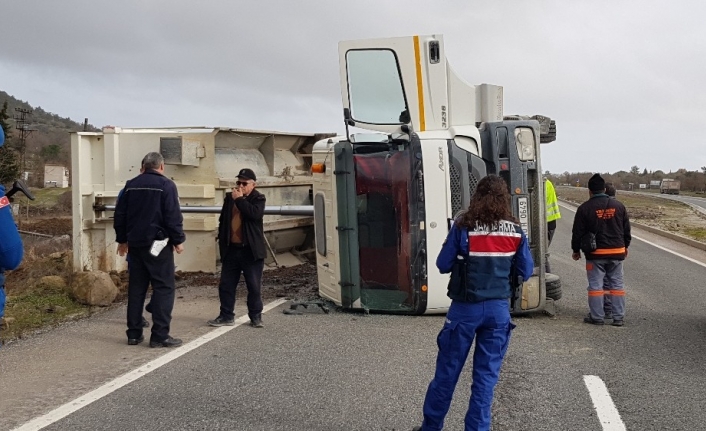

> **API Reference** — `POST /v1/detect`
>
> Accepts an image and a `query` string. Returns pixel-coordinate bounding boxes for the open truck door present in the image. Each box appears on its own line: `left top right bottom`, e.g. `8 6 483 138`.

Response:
339 35 451 136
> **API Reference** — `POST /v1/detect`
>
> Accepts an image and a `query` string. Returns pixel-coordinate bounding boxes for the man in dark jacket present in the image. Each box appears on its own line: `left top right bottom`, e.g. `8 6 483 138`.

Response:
209 168 267 328
114 152 186 347
571 174 631 326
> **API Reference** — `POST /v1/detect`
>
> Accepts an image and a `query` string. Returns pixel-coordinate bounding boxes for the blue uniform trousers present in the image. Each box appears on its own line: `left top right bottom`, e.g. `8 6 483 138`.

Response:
126 245 176 342
421 299 515 431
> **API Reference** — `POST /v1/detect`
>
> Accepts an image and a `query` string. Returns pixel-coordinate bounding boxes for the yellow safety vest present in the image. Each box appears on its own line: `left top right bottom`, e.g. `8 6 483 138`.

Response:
545 179 561 222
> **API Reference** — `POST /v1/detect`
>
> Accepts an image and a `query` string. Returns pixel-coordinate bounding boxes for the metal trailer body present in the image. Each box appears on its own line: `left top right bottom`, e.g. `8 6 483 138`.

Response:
660 179 681 195
312 34 557 315
71 127 334 273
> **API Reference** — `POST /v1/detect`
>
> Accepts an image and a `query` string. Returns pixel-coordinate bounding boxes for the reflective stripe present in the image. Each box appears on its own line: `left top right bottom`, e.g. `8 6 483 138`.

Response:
609 290 626 296
413 35 426 131
592 247 626 255
588 291 604 297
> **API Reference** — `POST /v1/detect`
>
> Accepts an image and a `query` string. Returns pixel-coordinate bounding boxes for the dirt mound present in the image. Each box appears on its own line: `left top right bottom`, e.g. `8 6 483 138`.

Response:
18 217 72 237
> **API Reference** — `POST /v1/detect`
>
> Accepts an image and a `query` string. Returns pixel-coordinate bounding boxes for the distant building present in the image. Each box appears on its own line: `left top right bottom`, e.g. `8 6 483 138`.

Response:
44 164 69 188
649 180 661 189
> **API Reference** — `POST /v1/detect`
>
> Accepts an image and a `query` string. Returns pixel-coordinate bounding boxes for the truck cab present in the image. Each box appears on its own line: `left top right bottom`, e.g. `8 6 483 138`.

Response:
311 35 559 314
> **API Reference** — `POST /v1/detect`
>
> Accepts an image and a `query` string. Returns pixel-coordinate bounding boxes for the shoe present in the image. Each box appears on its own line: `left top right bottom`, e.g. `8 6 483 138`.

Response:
141 317 150 328
149 336 183 348
127 336 144 346
611 320 624 327
208 316 235 327
604 313 613 320
250 319 264 328
583 316 605 325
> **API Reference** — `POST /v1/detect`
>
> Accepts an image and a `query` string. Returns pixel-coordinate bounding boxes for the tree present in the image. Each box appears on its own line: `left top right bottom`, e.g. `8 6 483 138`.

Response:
642 168 648 175
0 100 11 139
701 166 706 174
630 165 640 175
40 144 62 161
0 99 20 184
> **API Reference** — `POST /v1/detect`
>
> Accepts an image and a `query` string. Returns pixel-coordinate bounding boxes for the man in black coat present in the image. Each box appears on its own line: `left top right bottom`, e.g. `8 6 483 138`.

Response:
209 168 267 328
114 152 186 347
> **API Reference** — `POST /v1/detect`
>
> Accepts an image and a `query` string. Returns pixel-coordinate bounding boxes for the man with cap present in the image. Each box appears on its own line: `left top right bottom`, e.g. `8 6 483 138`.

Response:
0 126 24 344
209 168 267 328
571 174 631 326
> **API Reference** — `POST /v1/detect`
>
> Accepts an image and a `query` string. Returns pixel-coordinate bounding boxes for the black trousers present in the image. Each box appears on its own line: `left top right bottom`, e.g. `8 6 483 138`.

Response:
218 244 264 321
126 245 175 342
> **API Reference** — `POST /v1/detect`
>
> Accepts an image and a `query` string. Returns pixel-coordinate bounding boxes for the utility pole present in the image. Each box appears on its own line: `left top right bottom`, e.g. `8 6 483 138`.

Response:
14 107 35 175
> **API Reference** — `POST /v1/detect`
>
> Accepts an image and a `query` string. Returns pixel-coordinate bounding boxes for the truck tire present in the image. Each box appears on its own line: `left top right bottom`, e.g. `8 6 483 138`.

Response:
546 273 562 301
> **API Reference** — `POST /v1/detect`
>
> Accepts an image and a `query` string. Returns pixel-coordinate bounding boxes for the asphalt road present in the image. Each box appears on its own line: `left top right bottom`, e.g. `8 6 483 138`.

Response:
8 212 706 431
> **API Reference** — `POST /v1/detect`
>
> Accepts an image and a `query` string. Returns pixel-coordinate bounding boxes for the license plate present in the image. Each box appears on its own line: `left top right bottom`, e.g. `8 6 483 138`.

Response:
517 197 529 238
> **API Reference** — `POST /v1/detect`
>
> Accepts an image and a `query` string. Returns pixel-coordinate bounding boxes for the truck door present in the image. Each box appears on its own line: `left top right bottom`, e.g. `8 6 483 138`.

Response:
338 35 448 135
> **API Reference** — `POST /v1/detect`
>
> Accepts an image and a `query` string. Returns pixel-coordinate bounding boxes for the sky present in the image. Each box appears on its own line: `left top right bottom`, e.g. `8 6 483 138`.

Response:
1 0 705 174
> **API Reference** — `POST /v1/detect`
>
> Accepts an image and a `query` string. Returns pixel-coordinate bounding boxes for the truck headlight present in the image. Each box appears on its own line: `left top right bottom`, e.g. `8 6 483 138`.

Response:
515 127 536 161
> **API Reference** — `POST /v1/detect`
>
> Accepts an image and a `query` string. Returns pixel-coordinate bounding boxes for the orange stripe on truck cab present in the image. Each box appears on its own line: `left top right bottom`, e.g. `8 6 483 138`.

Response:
413 35 426 132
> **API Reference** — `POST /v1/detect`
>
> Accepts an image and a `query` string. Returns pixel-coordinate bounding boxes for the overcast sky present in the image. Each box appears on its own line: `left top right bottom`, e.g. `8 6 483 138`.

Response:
1 0 704 174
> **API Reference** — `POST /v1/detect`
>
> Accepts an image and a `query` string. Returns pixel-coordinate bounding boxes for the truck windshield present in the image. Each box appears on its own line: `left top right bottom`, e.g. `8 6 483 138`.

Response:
354 147 415 311
346 49 408 125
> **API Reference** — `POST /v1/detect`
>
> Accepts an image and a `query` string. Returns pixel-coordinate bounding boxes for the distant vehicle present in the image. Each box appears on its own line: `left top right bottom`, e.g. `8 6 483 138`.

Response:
660 179 681 195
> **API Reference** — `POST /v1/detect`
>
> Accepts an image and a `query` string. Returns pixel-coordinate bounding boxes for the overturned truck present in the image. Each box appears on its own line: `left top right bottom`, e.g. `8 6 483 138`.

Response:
310 34 561 314
71 34 561 316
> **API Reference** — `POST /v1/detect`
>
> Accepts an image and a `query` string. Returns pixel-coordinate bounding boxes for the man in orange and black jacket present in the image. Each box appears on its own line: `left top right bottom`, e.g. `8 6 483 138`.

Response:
571 173 631 327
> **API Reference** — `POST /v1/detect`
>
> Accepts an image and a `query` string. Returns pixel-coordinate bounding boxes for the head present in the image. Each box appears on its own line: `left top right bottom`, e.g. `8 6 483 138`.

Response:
588 173 605 196
605 182 616 197
457 174 516 229
142 152 165 173
235 168 257 196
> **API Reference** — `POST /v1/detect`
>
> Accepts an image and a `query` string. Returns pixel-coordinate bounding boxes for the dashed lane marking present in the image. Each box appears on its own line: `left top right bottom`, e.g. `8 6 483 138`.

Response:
11 298 288 431
584 375 627 431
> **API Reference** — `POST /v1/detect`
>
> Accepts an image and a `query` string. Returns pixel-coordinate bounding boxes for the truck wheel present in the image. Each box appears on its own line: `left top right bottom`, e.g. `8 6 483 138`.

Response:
546 273 562 301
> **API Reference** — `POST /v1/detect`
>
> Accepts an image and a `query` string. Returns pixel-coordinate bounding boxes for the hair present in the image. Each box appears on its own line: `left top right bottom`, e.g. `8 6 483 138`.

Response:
605 182 616 197
142 152 164 170
457 174 517 229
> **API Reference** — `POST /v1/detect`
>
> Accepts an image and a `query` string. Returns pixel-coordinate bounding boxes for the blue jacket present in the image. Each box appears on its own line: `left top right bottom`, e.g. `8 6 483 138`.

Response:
437 220 533 303
114 170 185 247
0 185 23 317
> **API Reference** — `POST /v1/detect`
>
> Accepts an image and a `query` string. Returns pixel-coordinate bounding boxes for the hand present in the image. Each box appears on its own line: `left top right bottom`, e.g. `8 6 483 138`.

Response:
232 187 243 199
174 243 185 254
572 252 581 261
624 248 629 258
117 243 128 257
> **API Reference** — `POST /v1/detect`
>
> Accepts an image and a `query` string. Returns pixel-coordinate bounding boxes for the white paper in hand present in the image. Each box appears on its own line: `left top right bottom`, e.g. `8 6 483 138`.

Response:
150 238 169 257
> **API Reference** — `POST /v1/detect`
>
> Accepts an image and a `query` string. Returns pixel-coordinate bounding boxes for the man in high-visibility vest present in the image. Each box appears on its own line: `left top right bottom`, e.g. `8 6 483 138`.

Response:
545 178 561 272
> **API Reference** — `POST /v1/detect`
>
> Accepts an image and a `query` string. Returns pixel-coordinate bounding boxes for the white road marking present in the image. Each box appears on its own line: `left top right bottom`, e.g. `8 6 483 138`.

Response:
559 203 706 269
11 298 288 431
583 375 626 431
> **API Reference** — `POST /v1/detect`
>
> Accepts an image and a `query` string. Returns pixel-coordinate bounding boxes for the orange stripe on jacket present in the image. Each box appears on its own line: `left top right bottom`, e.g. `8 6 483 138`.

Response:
592 247 626 255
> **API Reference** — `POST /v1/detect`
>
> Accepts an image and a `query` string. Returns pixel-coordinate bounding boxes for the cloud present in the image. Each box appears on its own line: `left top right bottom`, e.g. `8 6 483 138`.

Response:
1 0 705 173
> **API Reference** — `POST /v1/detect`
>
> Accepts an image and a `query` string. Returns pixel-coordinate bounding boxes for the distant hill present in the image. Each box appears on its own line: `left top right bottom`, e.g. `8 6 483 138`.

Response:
0 90 99 169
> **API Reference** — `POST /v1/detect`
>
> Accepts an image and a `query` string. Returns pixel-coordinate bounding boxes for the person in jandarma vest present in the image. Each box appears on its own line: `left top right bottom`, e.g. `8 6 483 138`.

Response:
0 126 25 346
412 174 533 431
